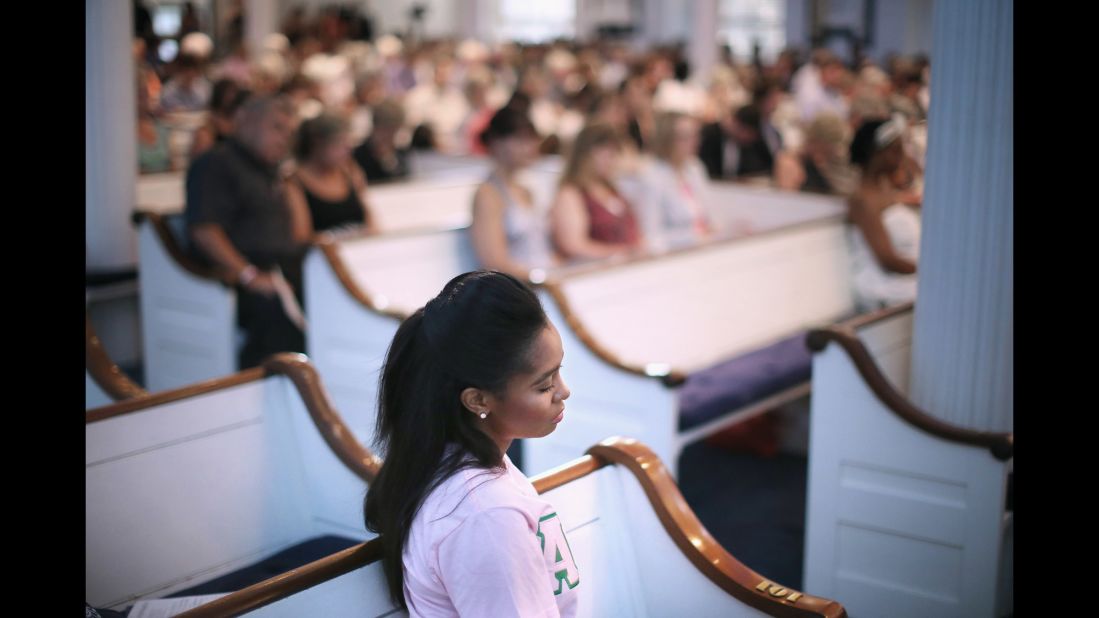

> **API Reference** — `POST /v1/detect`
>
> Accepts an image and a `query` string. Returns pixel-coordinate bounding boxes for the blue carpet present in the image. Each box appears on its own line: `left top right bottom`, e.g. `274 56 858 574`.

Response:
677 441 808 590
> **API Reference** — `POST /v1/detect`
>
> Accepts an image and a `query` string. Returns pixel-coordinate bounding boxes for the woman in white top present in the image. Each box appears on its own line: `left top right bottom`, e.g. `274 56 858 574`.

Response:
846 117 922 310
364 271 577 618
638 112 719 251
470 107 556 282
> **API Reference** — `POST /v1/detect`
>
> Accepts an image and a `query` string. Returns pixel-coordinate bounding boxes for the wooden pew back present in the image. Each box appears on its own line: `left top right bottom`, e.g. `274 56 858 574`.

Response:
86 356 379 610
180 439 846 618
136 171 186 215
549 218 855 374
803 305 1013 618
136 213 238 391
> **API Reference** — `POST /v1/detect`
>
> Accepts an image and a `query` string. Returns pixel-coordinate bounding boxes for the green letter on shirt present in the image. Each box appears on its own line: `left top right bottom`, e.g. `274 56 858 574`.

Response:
536 512 580 595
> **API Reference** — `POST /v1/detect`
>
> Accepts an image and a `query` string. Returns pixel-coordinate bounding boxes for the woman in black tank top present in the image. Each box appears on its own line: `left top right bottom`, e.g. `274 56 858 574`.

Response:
286 114 377 241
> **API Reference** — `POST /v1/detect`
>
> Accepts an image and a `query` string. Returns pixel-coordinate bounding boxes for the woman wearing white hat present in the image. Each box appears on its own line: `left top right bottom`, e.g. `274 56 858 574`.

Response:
846 116 922 311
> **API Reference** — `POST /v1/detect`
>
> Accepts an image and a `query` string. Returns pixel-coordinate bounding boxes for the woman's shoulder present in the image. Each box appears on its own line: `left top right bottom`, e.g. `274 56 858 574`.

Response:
554 183 584 205
423 461 535 520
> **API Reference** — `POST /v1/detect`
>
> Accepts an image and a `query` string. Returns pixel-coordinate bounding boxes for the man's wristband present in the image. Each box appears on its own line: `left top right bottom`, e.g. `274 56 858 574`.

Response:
238 265 259 286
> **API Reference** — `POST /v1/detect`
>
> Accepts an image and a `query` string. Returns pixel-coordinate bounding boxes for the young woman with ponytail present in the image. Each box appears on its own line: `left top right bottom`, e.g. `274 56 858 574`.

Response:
363 270 578 617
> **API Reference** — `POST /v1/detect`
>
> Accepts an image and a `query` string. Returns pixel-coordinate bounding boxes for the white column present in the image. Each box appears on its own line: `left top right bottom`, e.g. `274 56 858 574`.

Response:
909 0 1012 433
688 0 718 84
86 0 137 271
245 0 279 56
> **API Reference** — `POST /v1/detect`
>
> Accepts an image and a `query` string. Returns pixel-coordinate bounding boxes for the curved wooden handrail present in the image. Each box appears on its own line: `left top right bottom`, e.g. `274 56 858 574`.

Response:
539 282 688 387
587 438 847 618
85 353 380 483
806 307 1013 461
830 301 914 332
85 313 146 402
133 211 226 283
177 541 384 618
313 236 407 321
179 437 845 618
261 353 383 481
85 367 266 424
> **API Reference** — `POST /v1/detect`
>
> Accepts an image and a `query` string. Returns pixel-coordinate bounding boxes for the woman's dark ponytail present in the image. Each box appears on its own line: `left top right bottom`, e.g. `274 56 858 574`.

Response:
364 271 549 608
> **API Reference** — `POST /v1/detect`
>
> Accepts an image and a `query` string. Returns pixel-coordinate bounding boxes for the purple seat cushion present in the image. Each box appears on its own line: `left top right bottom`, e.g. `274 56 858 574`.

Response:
678 332 812 432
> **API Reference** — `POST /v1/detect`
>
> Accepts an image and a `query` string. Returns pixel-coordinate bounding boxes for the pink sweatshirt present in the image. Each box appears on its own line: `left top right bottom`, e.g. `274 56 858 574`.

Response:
402 454 580 617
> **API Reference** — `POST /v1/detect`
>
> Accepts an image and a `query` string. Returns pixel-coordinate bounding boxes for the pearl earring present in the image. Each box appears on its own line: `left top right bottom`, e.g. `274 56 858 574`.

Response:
479 411 488 419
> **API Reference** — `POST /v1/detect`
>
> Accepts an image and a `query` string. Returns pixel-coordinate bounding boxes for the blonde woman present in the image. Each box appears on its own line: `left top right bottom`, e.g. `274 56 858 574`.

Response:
638 112 718 251
550 124 642 261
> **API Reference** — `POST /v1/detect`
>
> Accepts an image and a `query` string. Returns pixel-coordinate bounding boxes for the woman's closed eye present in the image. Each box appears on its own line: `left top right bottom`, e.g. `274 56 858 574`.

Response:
537 366 563 392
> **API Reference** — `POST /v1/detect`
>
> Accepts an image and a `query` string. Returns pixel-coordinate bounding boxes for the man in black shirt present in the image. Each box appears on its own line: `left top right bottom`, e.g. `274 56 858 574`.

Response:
185 95 306 369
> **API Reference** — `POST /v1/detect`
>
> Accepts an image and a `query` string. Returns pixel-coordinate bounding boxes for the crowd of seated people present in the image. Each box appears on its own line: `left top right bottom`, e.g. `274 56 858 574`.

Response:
139 2 932 367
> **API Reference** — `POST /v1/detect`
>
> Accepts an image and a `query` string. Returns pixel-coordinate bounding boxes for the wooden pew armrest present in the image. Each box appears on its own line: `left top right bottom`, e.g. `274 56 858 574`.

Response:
134 210 227 284
261 353 383 482
86 313 146 401
806 320 1013 461
539 281 689 388
586 437 847 618
176 541 384 618
86 353 381 483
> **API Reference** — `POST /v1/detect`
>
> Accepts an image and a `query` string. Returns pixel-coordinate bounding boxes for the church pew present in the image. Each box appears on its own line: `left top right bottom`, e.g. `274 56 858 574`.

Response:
303 227 480 449
128 152 545 218
525 214 855 475
178 437 847 618
407 150 493 180
136 171 187 215
368 165 559 232
86 312 146 409
135 212 239 391
706 180 848 234
801 304 1013 618
369 178 480 231
305 187 849 474
86 353 382 610
133 167 559 390
86 310 145 404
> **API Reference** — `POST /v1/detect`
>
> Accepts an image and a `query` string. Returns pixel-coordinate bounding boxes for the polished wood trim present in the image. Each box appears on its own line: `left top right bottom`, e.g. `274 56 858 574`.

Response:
178 438 845 617
176 541 385 618
529 453 606 493
85 367 265 424
133 211 227 283
261 353 382 482
586 438 847 618
314 236 409 320
831 301 914 332
84 353 384 481
85 313 146 402
86 353 378 481
540 282 688 387
806 309 1013 461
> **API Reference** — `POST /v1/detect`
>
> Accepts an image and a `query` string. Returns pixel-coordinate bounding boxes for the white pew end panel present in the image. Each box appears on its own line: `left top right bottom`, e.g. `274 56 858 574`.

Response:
135 212 238 391
802 304 1013 618
86 354 381 610
304 229 480 448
